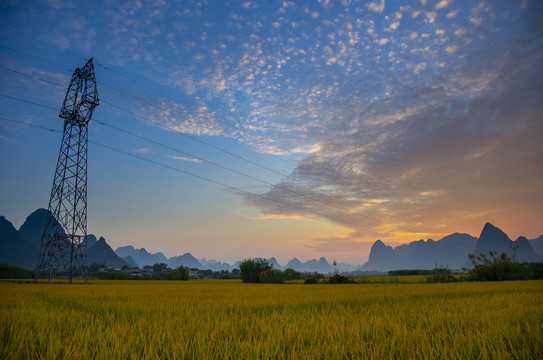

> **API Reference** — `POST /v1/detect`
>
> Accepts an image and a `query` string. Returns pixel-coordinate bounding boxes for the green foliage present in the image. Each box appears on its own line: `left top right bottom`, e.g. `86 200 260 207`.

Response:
467 251 543 281
239 259 261 283
88 262 106 272
389 269 432 276
326 274 356 284
152 262 168 274
426 267 458 283
284 268 304 280
303 276 320 284
166 266 190 280
101 271 131 280
0 264 34 279
239 258 284 283
258 269 285 284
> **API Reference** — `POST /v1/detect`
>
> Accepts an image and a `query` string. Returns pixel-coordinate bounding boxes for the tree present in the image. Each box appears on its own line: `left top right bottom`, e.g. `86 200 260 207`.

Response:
88 262 105 272
466 251 542 281
239 258 284 283
166 265 189 280
152 262 168 274
239 258 262 283
284 268 303 280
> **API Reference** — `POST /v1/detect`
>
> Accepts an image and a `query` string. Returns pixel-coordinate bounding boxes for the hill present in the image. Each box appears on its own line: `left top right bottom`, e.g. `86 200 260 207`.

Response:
2 209 542 273
362 223 542 271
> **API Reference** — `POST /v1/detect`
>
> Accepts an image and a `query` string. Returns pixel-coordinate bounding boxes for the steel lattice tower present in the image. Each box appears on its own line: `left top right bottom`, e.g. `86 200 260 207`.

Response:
34 58 99 284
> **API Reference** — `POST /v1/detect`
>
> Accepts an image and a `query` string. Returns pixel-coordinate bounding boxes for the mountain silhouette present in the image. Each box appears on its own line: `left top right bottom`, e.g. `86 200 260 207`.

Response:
530 235 543 257
513 237 542 263
168 252 203 269
362 240 398 271
471 223 512 256
122 255 139 268
0 216 36 268
115 246 168 267
362 223 541 271
2 210 542 273
83 234 98 249
18 209 51 249
87 237 130 268
200 258 236 271
395 233 478 269
466 223 542 266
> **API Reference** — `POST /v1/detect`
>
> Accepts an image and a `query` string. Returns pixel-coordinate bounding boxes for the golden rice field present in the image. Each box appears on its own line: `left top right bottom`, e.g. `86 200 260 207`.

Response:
1 279 542 359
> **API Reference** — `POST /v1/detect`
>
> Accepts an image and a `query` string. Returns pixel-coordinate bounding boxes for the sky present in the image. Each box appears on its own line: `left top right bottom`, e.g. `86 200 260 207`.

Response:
0 0 542 265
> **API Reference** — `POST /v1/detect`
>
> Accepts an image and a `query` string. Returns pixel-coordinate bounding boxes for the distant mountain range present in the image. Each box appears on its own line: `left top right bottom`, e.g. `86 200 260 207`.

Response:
1 209 542 273
362 223 543 271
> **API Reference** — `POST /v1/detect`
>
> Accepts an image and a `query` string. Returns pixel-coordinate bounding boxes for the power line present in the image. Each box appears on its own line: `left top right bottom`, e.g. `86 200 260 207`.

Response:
0 93 58 111
0 24 86 62
95 119 389 225
0 116 60 133
0 91 383 226
0 44 73 73
0 64 66 88
0 115 371 229
101 99 293 179
0 89 441 233
0 51 443 234
0 26 296 166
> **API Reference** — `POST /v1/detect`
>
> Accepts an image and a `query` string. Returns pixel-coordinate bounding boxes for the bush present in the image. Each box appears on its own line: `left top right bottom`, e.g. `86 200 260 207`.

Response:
101 271 131 280
239 258 262 283
326 274 356 284
467 251 543 281
0 264 34 279
258 269 285 284
166 266 189 280
427 267 457 283
389 270 432 276
239 258 284 283
304 276 320 284
284 268 304 280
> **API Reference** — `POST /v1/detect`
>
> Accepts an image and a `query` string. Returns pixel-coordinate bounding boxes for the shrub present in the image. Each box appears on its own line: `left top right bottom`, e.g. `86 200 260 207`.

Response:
389 270 432 276
101 271 131 280
258 269 285 284
0 264 34 279
239 258 284 283
304 276 320 284
284 268 304 280
467 251 543 281
427 267 457 283
326 274 356 284
166 266 189 280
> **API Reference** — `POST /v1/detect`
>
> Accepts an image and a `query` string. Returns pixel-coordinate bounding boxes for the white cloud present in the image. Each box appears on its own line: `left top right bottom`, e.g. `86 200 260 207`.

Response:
414 62 427 73
134 147 154 154
454 28 466 37
445 45 458 53
168 155 203 163
389 22 400 31
435 0 450 10
447 10 458 18
425 12 437 23
366 0 385 13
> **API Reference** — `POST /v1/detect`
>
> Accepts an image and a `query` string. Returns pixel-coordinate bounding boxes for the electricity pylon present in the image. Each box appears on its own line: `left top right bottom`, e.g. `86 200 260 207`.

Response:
34 58 99 284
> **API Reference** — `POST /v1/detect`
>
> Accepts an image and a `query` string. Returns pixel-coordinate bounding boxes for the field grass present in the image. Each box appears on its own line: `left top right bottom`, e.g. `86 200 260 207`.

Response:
1 279 541 359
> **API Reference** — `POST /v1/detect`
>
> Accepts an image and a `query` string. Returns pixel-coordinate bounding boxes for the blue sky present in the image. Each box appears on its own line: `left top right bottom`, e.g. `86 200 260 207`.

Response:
0 0 542 264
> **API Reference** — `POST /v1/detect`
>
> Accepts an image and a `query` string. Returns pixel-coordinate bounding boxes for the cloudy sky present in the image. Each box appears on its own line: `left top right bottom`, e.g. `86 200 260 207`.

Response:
0 0 541 265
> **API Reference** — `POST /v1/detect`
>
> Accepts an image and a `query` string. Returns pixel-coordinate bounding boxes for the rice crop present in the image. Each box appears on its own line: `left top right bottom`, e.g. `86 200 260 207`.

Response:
1 279 541 359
